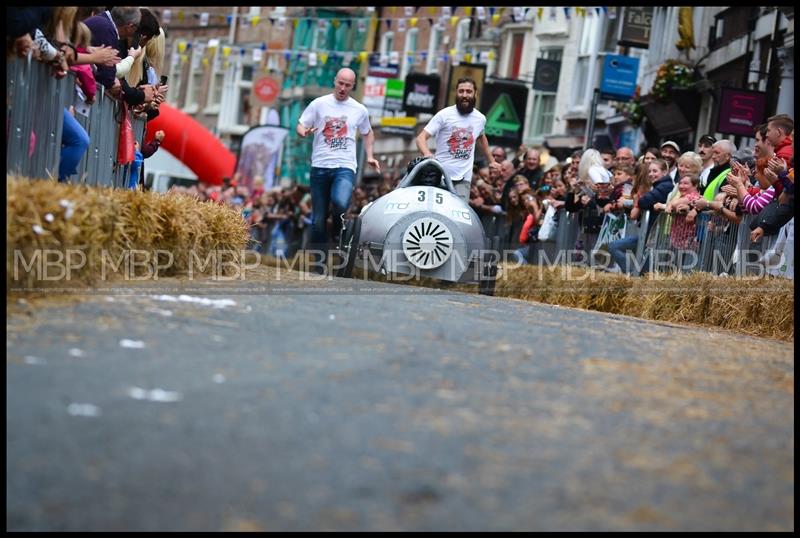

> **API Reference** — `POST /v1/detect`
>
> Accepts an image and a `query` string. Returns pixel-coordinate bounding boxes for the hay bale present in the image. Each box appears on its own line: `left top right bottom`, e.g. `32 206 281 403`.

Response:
7 177 248 289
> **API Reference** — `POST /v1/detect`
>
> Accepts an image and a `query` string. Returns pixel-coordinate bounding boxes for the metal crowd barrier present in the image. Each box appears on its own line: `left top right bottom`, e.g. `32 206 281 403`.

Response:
641 210 781 276
477 202 787 277
6 56 147 188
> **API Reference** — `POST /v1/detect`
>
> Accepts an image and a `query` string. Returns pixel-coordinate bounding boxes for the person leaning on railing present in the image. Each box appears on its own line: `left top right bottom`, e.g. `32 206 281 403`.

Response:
84 8 157 107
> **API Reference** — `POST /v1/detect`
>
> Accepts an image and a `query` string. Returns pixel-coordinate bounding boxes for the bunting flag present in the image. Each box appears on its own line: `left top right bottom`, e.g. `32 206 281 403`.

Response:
398 18 406 32
177 41 187 54
222 46 231 57
319 52 328 65
537 7 543 21
442 7 452 17
564 7 571 20
464 52 472 63
450 16 459 27
251 15 260 27
202 57 209 68
162 9 171 24
358 51 368 63
277 17 286 31
178 11 185 22
549 7 557 21
199 12 209 26
332 19 340 29
252 48 263 63
492 13 500 25
404 6 413 17
410 17 418 27
476 7 486 21
387 19 392 30
607 7 617 20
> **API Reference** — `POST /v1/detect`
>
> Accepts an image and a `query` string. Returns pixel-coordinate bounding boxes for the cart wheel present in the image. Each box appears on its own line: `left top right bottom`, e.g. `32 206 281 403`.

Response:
336 217 361 278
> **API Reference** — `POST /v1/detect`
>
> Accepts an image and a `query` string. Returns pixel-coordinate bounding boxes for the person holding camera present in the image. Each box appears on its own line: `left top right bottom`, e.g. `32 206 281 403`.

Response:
84 6 158 106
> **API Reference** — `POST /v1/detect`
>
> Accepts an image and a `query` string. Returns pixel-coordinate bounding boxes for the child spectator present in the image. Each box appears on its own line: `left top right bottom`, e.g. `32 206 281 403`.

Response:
607 165 634 213
666 176 702 249
69 22 96 106
127 141 144 189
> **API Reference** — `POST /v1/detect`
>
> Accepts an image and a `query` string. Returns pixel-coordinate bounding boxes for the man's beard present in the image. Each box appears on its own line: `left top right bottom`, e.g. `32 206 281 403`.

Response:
456 97 476 115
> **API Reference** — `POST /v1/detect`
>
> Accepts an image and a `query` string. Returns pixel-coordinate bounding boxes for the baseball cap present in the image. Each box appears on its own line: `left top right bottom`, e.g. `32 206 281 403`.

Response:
698 134 716 146
660 140 680 153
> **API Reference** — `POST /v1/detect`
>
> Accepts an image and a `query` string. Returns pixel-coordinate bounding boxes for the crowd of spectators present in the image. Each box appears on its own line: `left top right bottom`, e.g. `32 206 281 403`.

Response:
461 116 794 274
8 7 169 184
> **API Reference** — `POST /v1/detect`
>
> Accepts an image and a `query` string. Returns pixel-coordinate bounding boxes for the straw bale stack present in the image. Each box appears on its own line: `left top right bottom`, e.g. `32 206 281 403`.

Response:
256 255 793 340
7 178 248 288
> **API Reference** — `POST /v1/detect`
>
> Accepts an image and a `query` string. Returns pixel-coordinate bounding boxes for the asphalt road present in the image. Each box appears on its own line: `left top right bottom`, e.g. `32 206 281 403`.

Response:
6 276 794 531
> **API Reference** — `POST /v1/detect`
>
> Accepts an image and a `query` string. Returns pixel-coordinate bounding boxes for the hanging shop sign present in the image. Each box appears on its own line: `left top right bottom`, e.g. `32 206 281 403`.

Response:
480 80 528 146
402 72 440 115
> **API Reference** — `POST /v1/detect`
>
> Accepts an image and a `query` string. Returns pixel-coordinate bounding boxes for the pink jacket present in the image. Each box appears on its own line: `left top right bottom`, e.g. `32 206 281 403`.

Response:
70 46 97 102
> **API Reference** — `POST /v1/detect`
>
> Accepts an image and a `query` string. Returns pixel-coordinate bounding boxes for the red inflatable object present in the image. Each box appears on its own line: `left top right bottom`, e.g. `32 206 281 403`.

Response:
143 103 235 186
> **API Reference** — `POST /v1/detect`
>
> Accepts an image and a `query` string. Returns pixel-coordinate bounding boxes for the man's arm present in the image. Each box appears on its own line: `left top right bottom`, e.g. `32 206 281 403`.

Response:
477 133 501 174
296 101 317 137
296 118 317 137
416 129 433 158
362 129 381 173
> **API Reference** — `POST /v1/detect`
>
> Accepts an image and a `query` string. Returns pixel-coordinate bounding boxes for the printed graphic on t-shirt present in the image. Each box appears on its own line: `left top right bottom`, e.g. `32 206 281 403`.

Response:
322 116 349 150
446 127 474 160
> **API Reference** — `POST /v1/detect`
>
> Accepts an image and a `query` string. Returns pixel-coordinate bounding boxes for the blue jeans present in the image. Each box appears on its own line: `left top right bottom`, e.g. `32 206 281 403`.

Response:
128 150 144 189
309 166 356 249
59 108 90 182
608 234 639 275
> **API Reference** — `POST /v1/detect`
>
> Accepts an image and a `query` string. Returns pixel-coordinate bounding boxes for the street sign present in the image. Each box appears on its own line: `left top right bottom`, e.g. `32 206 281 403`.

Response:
599 54 640 102
618 6 653 49
252 76 281 105
402 73 440 115
480 81 528 146
364 61 399 119
381 78 416 137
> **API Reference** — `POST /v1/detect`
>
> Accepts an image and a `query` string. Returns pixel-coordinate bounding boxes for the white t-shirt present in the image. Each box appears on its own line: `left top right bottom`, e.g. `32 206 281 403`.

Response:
423 105 486 183
298 94 372 172
699 164 713 188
